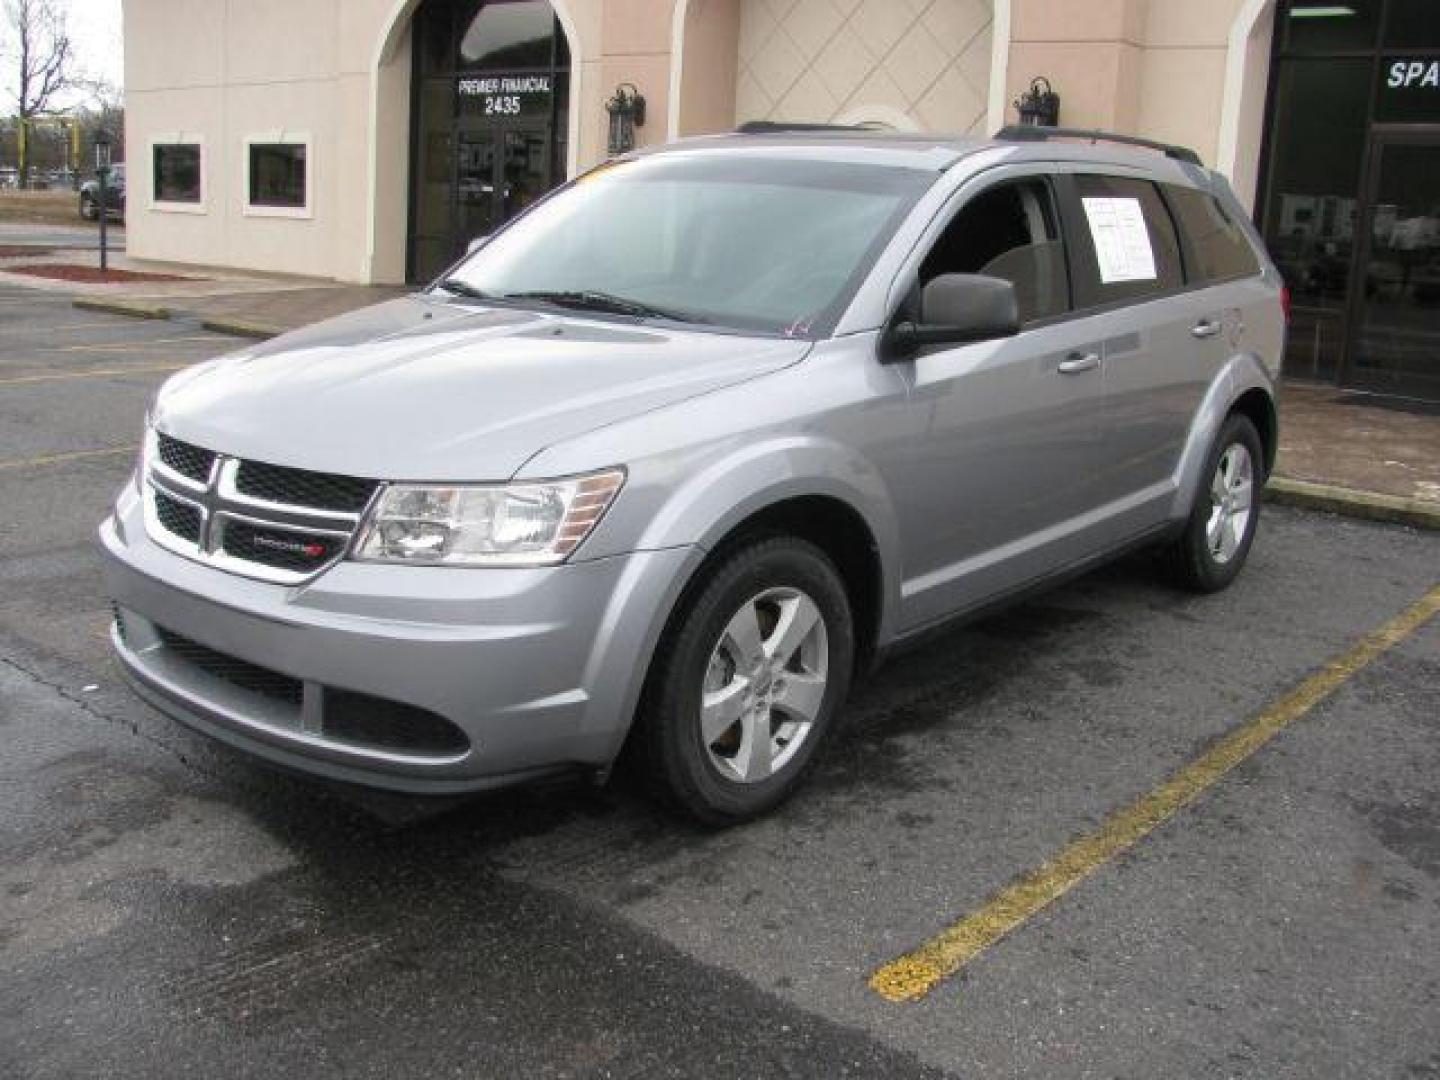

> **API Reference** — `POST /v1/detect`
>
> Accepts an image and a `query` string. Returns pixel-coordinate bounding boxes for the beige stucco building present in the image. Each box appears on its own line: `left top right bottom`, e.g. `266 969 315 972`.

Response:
123 0 1440 399
122 0 1279 284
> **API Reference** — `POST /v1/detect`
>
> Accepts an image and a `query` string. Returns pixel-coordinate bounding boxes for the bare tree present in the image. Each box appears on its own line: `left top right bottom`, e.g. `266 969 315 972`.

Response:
3 0 73 186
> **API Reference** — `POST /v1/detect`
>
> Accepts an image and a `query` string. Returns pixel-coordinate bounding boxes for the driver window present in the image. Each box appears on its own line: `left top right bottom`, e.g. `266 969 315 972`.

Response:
920 178 1071 323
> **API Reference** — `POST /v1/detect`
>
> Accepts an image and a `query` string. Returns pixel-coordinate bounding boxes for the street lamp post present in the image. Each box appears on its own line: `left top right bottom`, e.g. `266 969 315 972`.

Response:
94 131 112 273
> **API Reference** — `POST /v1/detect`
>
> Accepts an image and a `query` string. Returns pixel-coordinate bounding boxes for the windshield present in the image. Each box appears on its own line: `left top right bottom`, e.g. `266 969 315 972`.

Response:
438 153 933 337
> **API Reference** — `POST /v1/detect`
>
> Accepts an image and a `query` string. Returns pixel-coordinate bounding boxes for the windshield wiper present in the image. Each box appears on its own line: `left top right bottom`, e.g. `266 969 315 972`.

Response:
500 290 706 324
434 278 498 301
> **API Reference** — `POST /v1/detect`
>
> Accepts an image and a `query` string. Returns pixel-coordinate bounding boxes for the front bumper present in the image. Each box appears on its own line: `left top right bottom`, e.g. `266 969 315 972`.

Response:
100 480 699 794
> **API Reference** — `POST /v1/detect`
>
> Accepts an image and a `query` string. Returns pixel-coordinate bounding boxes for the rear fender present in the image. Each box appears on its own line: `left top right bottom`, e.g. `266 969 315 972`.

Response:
1170 352 1276 522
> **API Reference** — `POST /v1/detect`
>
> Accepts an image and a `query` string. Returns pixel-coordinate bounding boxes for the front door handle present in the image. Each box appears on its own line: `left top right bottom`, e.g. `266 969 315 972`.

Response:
1191 319 1223 339
1058 351 1100 375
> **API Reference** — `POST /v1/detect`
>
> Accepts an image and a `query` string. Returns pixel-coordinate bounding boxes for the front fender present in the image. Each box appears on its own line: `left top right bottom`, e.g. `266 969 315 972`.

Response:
640 434 902 631
1170 352 1276 521
575 436 903 767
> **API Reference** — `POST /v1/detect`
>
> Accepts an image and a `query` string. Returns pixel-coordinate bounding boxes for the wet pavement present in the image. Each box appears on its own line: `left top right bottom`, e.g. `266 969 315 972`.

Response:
2 286 1438 1078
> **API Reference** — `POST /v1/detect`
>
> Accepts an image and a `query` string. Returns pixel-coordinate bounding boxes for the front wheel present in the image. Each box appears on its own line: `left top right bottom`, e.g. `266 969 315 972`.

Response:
80 195 97 221
634 537 854 824
1162 413 1264 592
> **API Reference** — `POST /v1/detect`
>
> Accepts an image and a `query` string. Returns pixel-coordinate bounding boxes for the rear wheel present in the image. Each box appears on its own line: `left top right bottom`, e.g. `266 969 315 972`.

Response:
635 537 854 824
1162 413 1264 592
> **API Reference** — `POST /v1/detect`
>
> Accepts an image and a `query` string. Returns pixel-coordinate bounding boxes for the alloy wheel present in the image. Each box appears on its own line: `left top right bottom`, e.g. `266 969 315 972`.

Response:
700 586 829 784
1206 442 1254 565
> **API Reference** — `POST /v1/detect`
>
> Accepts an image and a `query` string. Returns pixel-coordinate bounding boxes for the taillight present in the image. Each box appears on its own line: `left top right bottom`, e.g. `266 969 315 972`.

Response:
1280 285 1291 325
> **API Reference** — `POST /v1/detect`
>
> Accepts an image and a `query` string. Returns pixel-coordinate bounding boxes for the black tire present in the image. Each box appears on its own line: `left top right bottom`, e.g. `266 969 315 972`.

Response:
80 194 97 221
634 536 855 825
1162 413 1265 593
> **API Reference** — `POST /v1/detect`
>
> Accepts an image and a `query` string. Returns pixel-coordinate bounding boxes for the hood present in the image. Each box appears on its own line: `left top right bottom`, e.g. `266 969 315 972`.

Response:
154 294 810 481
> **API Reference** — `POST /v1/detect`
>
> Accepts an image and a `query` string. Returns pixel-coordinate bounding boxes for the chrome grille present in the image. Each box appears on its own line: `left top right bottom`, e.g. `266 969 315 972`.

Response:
153 489 202 544
235 460 379 514
156 433 216 484
143 429 377 584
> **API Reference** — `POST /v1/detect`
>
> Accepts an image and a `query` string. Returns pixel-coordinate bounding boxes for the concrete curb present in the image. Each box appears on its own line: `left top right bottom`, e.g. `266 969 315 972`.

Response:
199 317 281 340
1267 476 1440 532
72 297 172 320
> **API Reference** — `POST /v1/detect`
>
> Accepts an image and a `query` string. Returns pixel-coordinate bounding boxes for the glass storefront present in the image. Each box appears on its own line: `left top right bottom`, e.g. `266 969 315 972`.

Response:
1260 0 1440 400
408 0 570 283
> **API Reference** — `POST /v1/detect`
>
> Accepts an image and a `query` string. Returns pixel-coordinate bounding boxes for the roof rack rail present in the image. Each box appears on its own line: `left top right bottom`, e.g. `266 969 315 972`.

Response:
736 121 865 134
993 125 1204 167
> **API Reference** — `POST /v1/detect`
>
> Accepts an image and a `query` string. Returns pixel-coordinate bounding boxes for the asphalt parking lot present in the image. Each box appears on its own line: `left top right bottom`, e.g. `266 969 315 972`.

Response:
2 283 1438 1079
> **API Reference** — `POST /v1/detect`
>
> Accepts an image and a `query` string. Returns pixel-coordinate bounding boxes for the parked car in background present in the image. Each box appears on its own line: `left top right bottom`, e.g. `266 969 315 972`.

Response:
102 127 1285 823
80 163 125 221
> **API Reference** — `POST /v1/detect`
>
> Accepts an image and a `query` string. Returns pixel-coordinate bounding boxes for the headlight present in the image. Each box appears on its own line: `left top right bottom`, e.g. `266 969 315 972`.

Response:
353 469 625 567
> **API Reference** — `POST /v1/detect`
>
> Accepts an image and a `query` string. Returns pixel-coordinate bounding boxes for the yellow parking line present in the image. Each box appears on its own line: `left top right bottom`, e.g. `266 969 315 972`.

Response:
868 583 1440 1004
0 445 137 472
0 320 148 337
44 336 216 353
0 363 186 386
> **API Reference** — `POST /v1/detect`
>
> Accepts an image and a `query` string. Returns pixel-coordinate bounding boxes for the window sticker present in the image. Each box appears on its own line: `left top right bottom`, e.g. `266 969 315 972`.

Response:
1081 197 1157 283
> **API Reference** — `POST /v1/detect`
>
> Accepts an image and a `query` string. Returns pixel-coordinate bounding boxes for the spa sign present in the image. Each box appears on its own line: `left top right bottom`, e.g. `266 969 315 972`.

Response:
1379 58 1440 121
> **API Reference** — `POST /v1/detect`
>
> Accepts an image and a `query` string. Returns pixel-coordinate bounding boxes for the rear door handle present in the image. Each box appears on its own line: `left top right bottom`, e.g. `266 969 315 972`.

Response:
1191 319 1223 339
1058 351 1100 375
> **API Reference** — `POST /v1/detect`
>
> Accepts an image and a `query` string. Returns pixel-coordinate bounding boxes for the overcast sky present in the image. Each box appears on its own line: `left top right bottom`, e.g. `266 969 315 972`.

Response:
2 0 124 109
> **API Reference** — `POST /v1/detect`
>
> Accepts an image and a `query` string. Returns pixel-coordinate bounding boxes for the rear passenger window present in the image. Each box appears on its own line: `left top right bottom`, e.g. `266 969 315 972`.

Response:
1069 175 1182 307
920 178 1070 324
1165 186 1262 284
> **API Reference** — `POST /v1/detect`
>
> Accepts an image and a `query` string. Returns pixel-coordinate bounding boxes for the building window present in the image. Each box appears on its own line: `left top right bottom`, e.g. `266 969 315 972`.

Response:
153 144 201 204
148 136 205 213
245 138 311 216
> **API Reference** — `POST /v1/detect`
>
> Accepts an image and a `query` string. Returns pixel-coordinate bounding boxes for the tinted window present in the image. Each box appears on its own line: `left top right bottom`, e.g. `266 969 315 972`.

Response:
1281 0 1380 52
1260 57 1370 381
153 144 200 203
1069 175 1182 307
1166 186 1261 283
1383 0 1439 48
446 155 931 337
248 144 307 209
920 179 1070 323
460 0 557 68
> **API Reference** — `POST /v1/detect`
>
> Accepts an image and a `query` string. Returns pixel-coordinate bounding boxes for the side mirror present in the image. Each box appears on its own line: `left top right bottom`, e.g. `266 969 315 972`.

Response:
883 273 1020 361
466 235 489 255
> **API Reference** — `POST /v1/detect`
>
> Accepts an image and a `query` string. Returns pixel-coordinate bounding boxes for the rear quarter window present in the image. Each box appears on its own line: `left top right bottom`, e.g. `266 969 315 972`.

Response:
1165 185 1262 284
1067 174 1183 308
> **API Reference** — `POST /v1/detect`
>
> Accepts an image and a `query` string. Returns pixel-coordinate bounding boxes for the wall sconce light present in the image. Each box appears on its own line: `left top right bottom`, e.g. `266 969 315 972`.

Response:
605 83 646 156
1013 77 1060 127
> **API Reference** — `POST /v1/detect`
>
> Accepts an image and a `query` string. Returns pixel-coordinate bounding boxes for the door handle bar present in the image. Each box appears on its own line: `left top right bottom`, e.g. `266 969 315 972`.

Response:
1058 352 1100 375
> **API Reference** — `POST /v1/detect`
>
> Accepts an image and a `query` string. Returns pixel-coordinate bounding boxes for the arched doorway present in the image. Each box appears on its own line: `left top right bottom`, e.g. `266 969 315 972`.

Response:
407 0 571 282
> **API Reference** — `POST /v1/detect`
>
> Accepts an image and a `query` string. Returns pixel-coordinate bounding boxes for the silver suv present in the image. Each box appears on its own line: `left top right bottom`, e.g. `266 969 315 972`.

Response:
101 127 1284 822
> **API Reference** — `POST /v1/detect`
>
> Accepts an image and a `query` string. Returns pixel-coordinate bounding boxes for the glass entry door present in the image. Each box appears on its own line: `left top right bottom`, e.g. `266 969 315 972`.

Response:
411 123 552 282
455 128 500 247
407 0 570 283
1346 133 1440 398
452 126 551 259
